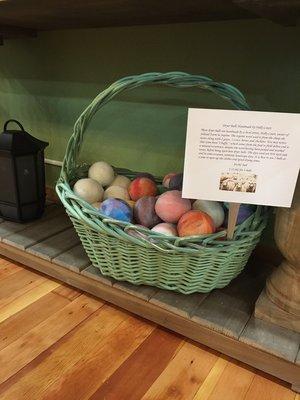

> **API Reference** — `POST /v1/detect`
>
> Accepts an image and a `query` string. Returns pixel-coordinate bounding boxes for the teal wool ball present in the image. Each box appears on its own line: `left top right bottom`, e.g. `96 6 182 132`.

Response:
100 198 133 223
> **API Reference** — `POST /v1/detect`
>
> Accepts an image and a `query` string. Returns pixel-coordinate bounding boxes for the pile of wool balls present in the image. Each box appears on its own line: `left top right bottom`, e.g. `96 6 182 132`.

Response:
73 161 255 238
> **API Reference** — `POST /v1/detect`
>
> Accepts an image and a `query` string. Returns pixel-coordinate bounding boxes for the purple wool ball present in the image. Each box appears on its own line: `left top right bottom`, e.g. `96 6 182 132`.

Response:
169 173 183 190
224 203 255 226
133 196 161 228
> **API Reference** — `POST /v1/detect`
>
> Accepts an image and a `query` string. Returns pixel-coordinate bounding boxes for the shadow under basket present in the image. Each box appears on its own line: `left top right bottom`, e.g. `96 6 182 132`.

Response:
56 71 269 294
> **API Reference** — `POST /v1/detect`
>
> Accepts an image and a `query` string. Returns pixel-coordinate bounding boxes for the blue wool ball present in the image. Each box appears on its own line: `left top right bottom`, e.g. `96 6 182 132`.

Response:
100 198 133 223
223 203 255 226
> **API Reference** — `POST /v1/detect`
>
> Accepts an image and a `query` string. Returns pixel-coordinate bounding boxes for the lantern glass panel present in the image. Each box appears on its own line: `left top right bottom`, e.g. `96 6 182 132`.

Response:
15 155 37 204
0 156 16 203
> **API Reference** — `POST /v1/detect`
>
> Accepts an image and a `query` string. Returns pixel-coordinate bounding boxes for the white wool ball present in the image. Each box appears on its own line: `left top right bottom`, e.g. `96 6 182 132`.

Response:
73 178 104 204
151 223 177 237
192 199 225 228
111 175 131 189
88 161 115 187
103 185 130 201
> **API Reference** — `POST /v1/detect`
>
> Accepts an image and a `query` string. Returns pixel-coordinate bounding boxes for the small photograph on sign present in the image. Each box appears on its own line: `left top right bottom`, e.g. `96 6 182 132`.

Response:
219 172 257 193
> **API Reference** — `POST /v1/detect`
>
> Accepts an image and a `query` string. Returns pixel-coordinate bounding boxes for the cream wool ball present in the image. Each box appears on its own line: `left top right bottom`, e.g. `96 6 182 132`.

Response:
88 161 115 187
73 178 104 204
192 199 224 228
92 201 102 209
111 175 131 189
103 185 130 201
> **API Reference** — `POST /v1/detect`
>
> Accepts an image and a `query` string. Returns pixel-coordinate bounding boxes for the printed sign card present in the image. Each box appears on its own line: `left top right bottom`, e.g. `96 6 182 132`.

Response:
183 109 300 207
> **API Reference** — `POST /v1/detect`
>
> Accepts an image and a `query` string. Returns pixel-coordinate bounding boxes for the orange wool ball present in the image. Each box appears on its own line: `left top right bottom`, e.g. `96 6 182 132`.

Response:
129 177 157 201
177 210 215 237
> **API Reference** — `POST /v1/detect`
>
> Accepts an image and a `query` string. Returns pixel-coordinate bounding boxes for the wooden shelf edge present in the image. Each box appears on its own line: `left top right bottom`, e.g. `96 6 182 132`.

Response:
0 240 299 389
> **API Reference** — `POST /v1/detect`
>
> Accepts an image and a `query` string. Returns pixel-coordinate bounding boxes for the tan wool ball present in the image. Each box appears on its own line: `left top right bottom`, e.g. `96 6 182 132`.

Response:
103 185 130 201
73 178 104 204
111 175 131 189
88 161 115 187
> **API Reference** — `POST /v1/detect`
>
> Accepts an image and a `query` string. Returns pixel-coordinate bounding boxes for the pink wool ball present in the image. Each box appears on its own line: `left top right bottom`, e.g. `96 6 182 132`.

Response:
155 190 191 223
151 223 177 237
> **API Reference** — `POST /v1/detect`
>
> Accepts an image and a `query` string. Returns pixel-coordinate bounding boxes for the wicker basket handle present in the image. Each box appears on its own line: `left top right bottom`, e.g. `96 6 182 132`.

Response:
60 71 250 180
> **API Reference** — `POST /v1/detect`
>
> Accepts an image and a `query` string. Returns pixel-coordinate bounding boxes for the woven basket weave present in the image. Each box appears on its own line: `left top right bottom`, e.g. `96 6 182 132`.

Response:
56 72 268 294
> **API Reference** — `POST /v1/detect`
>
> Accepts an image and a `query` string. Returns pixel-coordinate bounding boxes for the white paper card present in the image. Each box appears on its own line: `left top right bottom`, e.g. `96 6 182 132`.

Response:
182 108 300 207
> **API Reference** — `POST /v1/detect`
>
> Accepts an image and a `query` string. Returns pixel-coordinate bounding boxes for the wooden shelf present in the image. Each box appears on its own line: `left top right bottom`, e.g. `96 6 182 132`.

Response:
0 0 299 43
0 203 299 391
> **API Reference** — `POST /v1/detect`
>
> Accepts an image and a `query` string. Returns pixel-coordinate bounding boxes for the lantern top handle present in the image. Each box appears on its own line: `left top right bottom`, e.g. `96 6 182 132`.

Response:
4 120 25 132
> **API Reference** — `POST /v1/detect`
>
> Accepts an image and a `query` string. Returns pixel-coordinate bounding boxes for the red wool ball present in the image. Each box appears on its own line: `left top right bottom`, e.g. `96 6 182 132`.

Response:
129 177 157 201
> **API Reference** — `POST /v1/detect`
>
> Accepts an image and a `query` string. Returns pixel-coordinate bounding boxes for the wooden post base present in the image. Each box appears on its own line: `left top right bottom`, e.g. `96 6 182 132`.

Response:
292 385 300 394
255 289 300 334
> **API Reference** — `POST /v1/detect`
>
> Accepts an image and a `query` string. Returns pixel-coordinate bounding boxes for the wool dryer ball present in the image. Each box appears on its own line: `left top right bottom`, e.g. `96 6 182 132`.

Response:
155 190 191 223
133 196 161 228
88 161 115 187
192 199 225 228
100 198 133 223
111 175 131 189
151 222 177 237
103 185 130 201
177 210 215 237
129 177 157 201
92 201 102 209
73 178 104 204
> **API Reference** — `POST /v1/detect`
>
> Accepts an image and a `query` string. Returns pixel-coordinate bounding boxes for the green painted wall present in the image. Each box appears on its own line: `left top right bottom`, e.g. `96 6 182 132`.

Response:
0 19 299 245
0 19 299 185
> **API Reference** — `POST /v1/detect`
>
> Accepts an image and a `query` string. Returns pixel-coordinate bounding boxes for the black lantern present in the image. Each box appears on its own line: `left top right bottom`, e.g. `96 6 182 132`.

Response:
0 120 49 222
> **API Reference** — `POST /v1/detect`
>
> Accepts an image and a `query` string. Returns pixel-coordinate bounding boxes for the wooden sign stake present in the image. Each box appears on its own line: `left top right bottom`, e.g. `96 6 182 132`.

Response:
227 202 240 240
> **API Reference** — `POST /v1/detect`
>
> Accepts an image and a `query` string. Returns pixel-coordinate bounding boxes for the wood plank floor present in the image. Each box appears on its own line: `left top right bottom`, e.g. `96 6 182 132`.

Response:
0 259 298 400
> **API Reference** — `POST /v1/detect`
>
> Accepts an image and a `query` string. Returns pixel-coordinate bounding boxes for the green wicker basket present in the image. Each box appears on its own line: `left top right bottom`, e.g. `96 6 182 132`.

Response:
56 72 268 294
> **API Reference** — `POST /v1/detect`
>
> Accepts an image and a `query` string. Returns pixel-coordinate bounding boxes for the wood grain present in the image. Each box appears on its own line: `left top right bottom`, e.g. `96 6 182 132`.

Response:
0 291 68 351
192 267 268 339
141 341 219 400
81 265 115 286
0 259 22 279
0 0 256 34
89 328 182 400
0 294 102 384
149 290 207 318
0 260 297 399
0 269 46 309
296 350 300 366
203 359 255 400
0 241 299 390
255 289 300 333
0 305 139 399
0 280 60 323
52 284 82 301
240 316 300 362
0 204 59 240
3 214 72 250
193 357 229 399
53 244 90 272
27 227 80 261
244 374 296 400
114 280 157 301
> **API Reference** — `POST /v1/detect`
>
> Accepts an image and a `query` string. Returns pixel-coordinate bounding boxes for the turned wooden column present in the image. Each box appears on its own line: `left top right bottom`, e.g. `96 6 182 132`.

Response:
266 180 300 316
255 177 300 333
